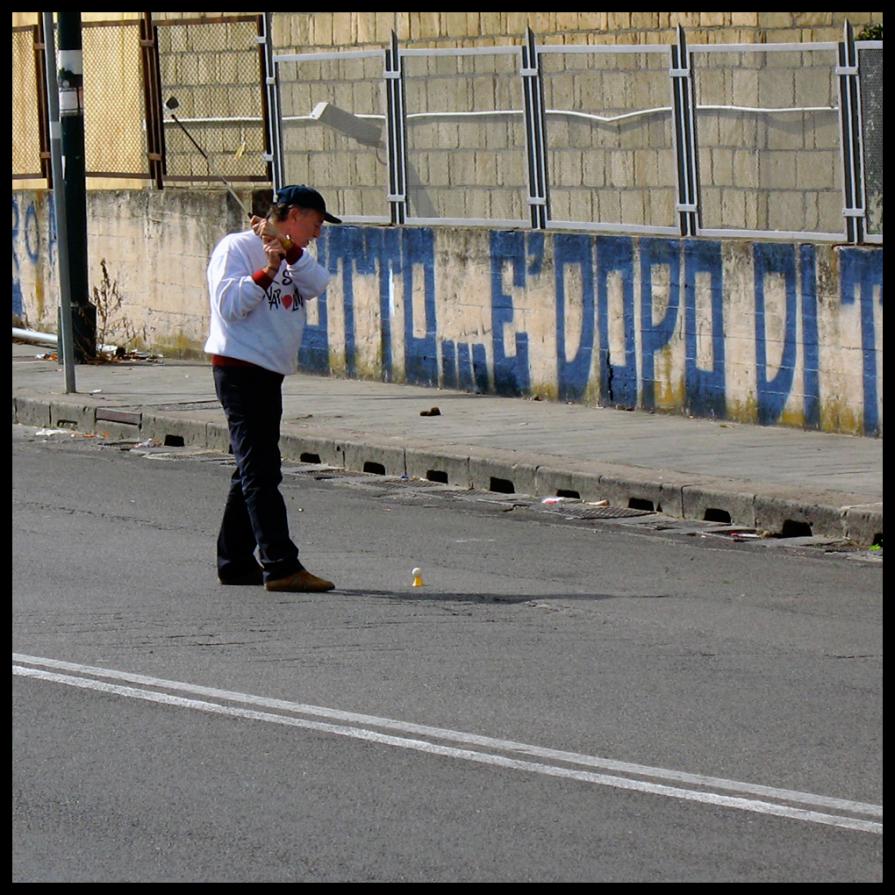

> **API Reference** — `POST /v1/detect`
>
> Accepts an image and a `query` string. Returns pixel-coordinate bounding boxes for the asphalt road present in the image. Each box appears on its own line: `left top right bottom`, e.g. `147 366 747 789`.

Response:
12 425 882 882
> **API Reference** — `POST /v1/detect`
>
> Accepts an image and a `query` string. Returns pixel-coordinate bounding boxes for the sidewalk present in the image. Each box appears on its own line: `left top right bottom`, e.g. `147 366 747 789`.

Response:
12 341 883 546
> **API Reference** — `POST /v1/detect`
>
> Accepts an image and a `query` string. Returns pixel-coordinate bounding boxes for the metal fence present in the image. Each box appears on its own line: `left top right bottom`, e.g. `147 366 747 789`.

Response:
12 25 49 181
12 16 883 244
11 14 270 189
155 14 270 188
80 17 149 179
269 23 882 243
856 44 883 243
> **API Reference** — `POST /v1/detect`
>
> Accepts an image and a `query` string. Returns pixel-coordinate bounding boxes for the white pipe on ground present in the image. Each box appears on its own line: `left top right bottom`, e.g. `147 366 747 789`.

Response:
13 328 119 355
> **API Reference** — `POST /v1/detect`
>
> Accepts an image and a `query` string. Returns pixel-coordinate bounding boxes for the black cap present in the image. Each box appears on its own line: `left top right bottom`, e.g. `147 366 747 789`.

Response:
273 184 342 224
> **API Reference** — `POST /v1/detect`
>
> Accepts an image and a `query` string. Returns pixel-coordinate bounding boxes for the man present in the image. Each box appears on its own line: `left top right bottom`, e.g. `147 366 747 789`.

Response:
205 184 341 592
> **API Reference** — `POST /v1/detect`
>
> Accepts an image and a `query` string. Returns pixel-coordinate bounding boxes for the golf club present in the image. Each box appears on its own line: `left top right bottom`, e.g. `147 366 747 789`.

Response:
163 96 293 254
163 96 251 219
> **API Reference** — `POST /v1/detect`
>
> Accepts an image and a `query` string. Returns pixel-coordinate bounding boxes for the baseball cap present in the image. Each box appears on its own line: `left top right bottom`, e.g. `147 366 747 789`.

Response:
273 184 342 224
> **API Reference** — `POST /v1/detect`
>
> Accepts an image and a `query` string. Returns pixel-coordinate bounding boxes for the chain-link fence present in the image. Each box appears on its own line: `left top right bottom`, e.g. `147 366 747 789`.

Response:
81 18 149 178
155 15 269 187
12 26 46 180
11 13 270 188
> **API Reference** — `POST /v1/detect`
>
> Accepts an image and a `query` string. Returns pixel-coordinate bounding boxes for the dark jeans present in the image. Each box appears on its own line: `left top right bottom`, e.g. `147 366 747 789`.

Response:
213 364 302 582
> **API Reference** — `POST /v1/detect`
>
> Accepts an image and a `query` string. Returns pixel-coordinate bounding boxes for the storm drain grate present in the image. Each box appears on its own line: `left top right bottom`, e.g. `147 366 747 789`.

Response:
550 504 654 519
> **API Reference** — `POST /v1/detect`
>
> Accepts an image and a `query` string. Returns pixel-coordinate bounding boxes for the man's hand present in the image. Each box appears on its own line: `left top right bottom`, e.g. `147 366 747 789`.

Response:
251 215 286 273
250 215 279 241
261 236 286 275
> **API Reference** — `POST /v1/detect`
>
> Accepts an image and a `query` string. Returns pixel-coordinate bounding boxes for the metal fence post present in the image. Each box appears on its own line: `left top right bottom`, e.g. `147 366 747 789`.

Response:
260 12 283 192
671 25 699 238
522 28 548 229
140 12 164 190
385 31 407 225
254 14 273 192
33 20 53 187
837 21 865 244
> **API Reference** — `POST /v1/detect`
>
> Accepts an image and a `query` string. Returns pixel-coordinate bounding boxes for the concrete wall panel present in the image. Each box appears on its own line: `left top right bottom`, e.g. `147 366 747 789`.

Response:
12 190 882 437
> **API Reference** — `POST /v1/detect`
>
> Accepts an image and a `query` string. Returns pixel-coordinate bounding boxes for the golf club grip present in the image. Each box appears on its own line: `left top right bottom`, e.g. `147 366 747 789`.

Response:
256 217 292 257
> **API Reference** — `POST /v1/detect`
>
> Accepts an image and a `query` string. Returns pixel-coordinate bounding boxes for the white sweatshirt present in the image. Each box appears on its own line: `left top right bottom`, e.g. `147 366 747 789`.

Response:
204 228 331 375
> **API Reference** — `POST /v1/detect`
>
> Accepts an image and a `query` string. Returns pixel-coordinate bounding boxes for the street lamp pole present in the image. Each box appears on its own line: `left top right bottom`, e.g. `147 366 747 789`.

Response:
41 12 76 391
56 10 96 363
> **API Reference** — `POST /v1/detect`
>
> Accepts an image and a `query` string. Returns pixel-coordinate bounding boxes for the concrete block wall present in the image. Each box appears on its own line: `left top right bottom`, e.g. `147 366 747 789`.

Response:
276 53 391 221
276 49 532 224
13 12 882 228
400 51 528 222
539 48 678 229
692 47 844 234
263 11 881 231
267 13 881 49
12 189 883 438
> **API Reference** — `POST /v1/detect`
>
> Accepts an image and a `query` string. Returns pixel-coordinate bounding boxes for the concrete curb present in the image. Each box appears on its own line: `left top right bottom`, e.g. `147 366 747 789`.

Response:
14 394 883 546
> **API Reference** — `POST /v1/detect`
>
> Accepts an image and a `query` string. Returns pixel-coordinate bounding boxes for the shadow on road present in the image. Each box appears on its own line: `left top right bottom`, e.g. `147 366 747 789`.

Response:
332 588 669 604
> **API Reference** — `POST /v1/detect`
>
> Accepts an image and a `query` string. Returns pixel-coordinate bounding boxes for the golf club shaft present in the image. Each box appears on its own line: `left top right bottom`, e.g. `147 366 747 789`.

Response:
164 99 290 256
167 109 250 219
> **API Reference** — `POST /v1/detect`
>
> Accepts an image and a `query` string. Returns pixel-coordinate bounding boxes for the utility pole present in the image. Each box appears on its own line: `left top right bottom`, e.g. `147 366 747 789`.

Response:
56 11 96 362
42 12 76 392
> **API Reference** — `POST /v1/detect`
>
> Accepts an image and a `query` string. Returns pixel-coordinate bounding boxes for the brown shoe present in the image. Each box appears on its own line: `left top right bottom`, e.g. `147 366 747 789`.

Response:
265 568 335 593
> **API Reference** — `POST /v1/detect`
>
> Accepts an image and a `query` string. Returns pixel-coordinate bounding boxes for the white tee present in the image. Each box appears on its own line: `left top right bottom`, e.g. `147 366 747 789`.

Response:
204 228 332 375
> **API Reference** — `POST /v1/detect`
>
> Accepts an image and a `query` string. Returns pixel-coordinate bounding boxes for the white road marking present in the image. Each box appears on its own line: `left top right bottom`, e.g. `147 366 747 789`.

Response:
13 654 881 835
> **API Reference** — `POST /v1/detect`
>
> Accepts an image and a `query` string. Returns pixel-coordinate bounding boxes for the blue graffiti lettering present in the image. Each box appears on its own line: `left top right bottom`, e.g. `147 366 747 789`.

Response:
754 243 798 425
683 241 726 418
47 193 57 269
490 231 531 397
640 238 681 411
24 202 40 264
841 248 883 436
457 342 489 393
298 228 332 373
441 338 458 389
378 228 403 382
799 245 821 429
327 227 364 376
12 198 20 273
597 236 636 408
12 198 24 317
554 233 594 402
527 231 544 277
403 228 438 386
